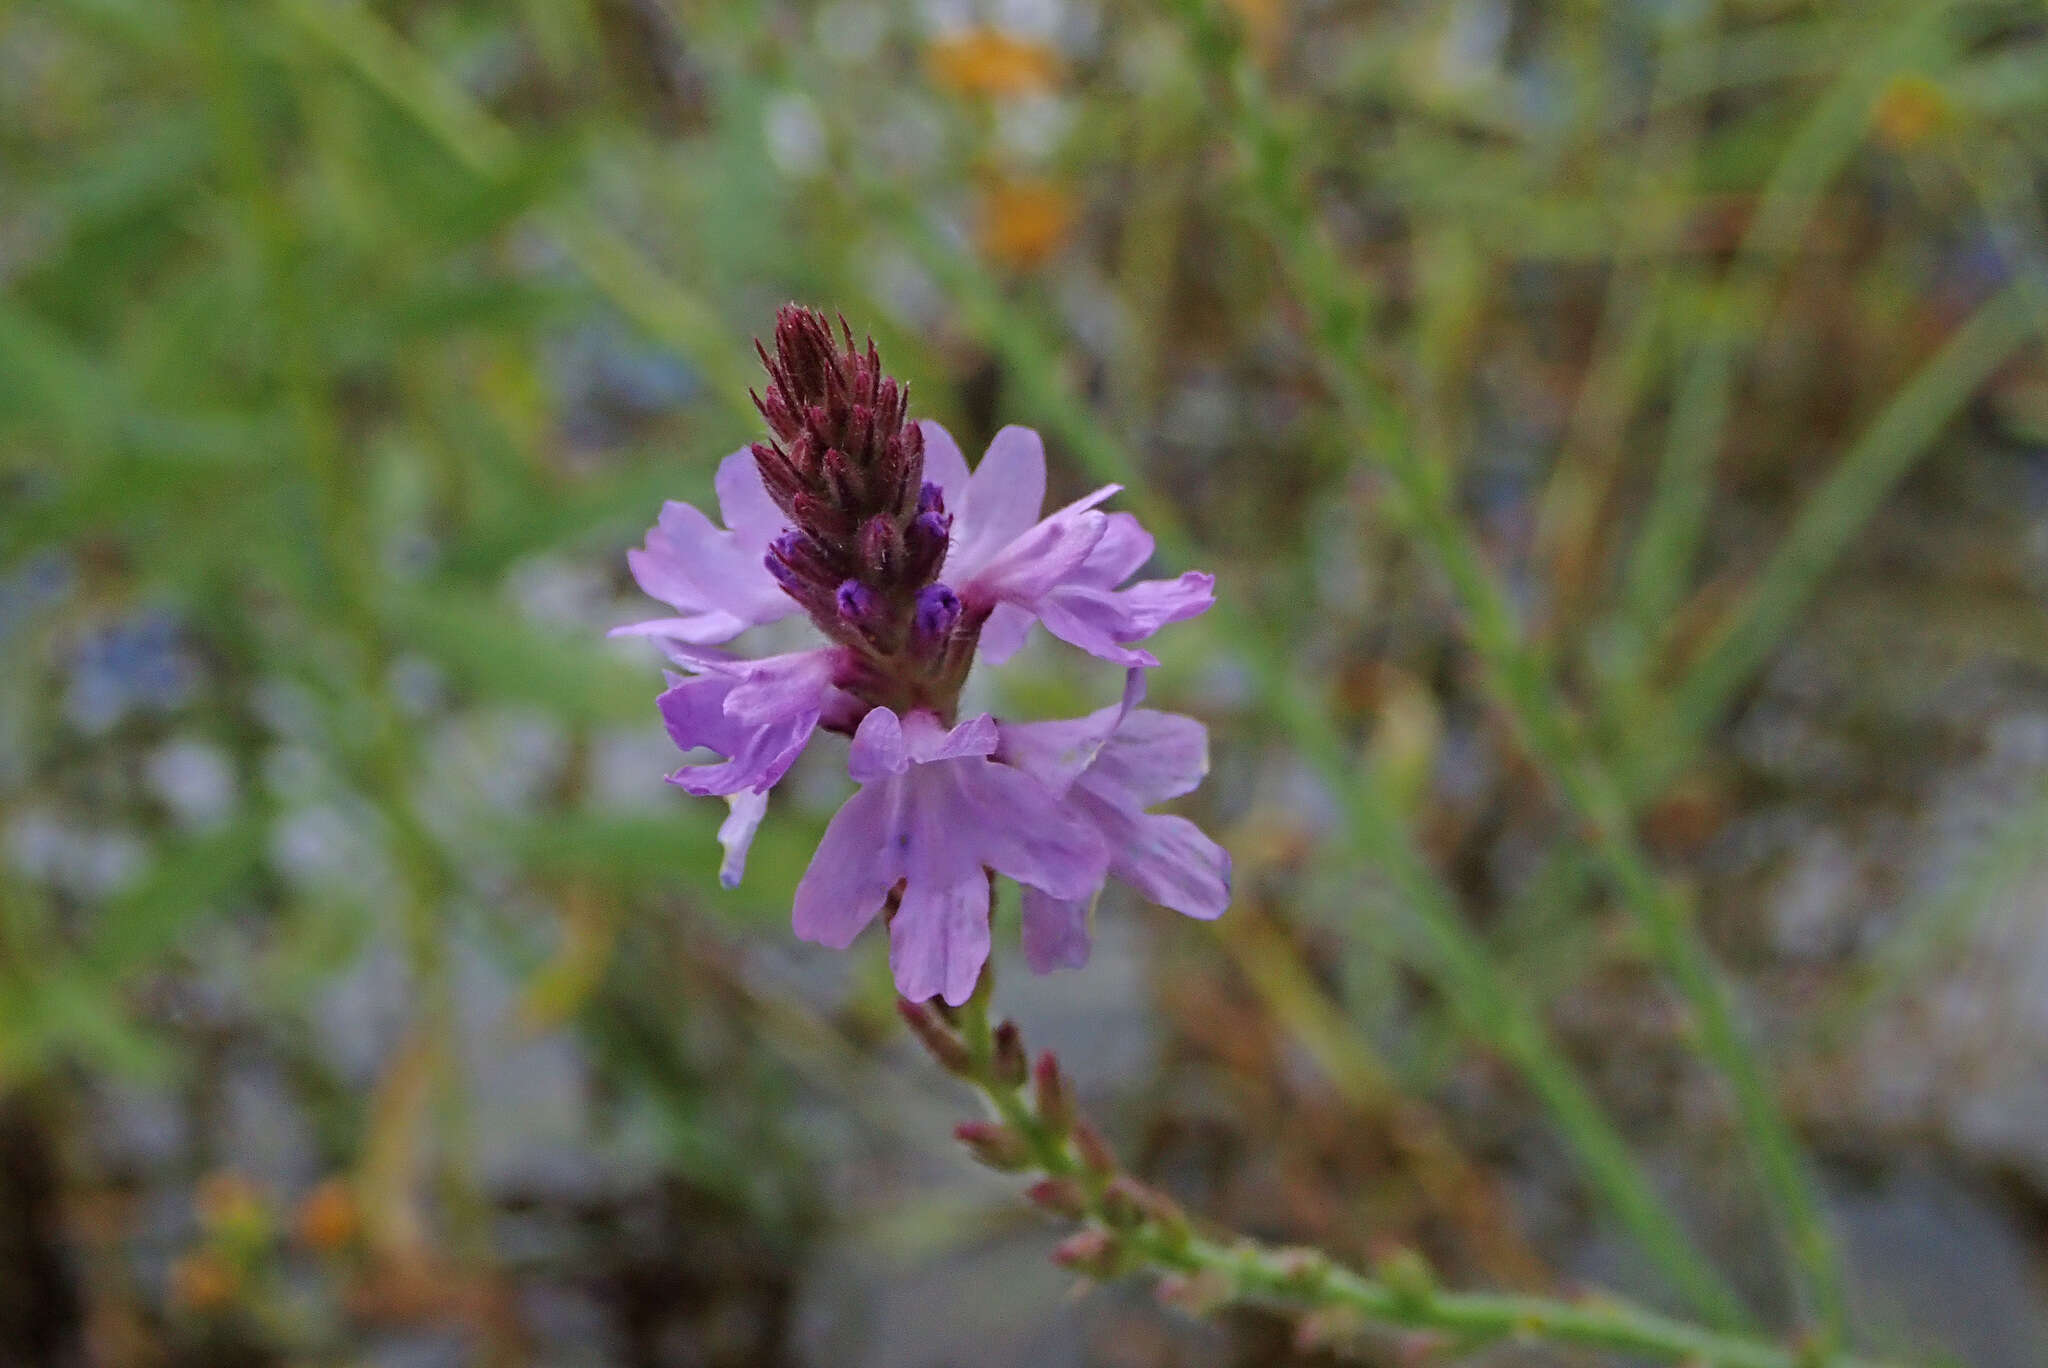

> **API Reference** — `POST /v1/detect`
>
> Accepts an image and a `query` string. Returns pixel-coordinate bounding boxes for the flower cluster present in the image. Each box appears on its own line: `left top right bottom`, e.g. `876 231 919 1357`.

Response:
615 306 1227 1003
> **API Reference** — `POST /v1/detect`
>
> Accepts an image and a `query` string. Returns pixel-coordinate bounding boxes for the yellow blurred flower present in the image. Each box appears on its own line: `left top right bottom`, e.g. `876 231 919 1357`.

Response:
927 29 1061 98
1872 74 1951 150
976 177 1077 270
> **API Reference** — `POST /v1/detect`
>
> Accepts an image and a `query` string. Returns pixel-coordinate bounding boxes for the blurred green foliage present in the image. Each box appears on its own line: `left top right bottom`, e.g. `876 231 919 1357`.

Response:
6 0 2048 1363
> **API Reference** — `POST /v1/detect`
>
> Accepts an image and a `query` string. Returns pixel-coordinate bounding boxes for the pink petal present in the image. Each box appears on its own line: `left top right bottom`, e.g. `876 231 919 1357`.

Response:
1021 887 1094 974
973 603 1037 664
722 649 837 727
904 711 999 764
947 426 1047 581
849 707 909 782
961 507 1110 609
714 448 789 548
1085 709 1211 807
956 761 1108 901
792 784 899 948
1078 512 1156 587
717 790 769 889
1036 588 1161 668
608 613 751 646
658 672 820 797
1111 813 1231 921
1111 571 1216 635
998 668 1147 797
916 420 971 506
624 495 795 642
889 872 993 1005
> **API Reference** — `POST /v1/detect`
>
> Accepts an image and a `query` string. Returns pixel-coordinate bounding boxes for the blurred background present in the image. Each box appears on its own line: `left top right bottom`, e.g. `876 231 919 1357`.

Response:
5 0 2048 1363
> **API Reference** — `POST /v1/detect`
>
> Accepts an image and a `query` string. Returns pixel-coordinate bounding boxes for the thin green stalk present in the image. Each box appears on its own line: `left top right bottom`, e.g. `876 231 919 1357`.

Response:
1614 3 1958 693
279 0 1742 1322
197 0 492 1258
1167 0 1842 1335
932 991 1903 1368
1630 281 2039 799
275 0 759 411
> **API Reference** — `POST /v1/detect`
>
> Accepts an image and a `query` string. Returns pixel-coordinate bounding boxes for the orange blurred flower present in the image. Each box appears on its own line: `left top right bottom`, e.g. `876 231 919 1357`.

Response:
194 1170 267 1242
976 177 1077 270
1872 74 1951 150
1224 0 1288 60
168 1249 239 1315
927 29 1061 98
296 1177 361 1254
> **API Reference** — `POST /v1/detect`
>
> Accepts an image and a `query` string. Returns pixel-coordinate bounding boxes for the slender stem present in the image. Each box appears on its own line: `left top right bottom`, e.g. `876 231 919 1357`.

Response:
1166 0 1845 1334
934 994 1905 1368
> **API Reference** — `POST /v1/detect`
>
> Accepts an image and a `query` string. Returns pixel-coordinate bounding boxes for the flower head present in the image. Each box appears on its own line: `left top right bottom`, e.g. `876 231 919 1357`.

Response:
615 305 1229 999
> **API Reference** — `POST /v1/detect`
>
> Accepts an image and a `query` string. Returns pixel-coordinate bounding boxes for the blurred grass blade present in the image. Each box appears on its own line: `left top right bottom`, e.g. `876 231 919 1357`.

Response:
1636 281 2039 796
273 0 759 414
1614 4 1959 693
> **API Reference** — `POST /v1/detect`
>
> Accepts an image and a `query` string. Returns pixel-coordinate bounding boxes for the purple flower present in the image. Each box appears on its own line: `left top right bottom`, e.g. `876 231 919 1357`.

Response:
792 707 1109 1005
999 672 1231 973
615 306 1228 997
919 422 1216 665
656 646 848 885
613 450 797 645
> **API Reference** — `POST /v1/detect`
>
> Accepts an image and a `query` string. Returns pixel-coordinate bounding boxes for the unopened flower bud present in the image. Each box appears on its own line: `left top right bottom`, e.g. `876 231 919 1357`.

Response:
903 513 952 583
1073 1118 1117 1177
824 448 865 511
836 580 884 634
912 584 961 647
1102 1178 1189 1244
991 1020 1028 1088
918 481 946 515
1157 1269 1234 1316
896 999 973 1075
793 491 852 540
954 1120 1031 1171
858 515 903 581
1100 1178 1145 1230
1052 1228 1123 1278
1032 1051 1073 1137
1025 1177 1088 1218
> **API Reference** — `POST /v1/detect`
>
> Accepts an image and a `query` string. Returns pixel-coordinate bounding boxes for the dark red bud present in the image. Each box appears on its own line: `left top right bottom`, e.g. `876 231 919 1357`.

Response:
903 512 951 584
896 1000 973 1076
954 1121 1031 1171
1073 1118 1116 1177
823 447 864 509
858 515 903 582
1051 1229 1122 1278
1025 1177 1088 1219
1033 1052 1073 1138
991 1021 1027 1088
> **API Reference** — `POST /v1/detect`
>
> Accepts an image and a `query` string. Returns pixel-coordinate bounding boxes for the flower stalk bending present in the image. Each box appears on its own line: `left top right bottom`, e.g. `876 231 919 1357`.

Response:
907 977 1904 1368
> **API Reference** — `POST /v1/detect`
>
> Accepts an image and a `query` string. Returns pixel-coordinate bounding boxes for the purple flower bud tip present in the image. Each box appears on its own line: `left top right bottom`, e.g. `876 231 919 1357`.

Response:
918 482 946 515
837 579 882 625
764 549 803 592
914 584 961 642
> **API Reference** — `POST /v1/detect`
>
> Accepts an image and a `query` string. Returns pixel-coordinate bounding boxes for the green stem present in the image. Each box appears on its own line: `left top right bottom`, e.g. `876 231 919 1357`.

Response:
942 996 1902 1368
